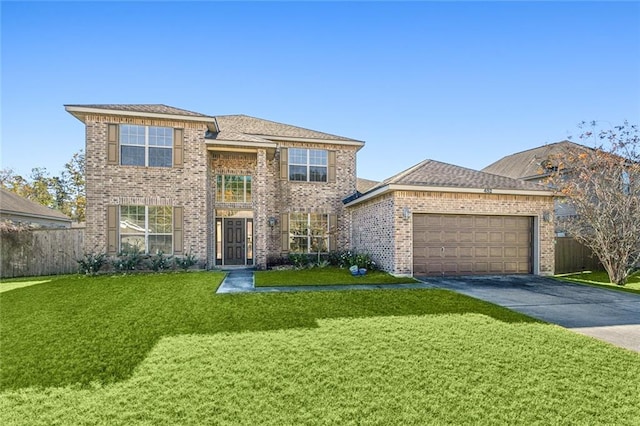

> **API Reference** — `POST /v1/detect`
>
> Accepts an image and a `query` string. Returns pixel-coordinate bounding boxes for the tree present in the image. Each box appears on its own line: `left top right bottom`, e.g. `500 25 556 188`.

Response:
548 121 640 285
0 150 86 222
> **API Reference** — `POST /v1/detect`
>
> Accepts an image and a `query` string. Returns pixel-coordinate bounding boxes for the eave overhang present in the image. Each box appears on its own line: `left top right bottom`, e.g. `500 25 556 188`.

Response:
344 184 557 207
64 105 217 126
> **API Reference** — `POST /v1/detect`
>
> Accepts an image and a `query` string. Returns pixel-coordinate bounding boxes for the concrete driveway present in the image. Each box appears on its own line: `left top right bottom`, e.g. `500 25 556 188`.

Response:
417 275 640 352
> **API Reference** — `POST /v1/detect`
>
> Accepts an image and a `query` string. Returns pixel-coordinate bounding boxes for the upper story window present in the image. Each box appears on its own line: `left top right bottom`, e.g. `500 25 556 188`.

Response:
120 125 173 167
216 175 252 203
289 148 327 182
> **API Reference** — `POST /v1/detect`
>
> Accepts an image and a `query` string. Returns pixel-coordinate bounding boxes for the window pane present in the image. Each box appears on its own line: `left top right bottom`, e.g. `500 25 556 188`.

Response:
290 236 308 253
121 235 145 252
311 237 328 253
289 213 308 236
309 149 327 166
120 206 146 234
149 147 172 167
149 235 172 254
121 146 145 166
148 127 173 147
246 220 253 260
289 148 307 165
148 206 172 233
309 214 328 236
245 176 252 202
223 175 244 203
120 125 145 145
216 219 222 260
309 166 327 182
289 165 307 181
216 176 223 202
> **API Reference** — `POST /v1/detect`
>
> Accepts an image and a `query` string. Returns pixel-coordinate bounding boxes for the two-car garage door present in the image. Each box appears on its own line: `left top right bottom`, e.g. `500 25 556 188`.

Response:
413 214 532 276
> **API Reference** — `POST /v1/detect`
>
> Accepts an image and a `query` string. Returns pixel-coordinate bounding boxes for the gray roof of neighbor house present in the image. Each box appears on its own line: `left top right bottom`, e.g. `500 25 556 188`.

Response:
482 140 591 180
0 188 71 223
64 104 364 145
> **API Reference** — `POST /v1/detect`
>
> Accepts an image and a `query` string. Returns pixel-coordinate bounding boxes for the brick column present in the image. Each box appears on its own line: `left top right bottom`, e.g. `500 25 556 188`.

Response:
254 149 268 268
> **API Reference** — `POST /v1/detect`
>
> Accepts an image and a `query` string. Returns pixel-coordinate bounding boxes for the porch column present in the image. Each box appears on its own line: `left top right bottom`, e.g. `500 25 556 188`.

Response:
254 148 268 268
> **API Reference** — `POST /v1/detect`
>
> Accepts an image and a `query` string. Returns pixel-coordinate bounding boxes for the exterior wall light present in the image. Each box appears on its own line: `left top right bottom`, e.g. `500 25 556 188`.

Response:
268 217 277 228
402 207 411 220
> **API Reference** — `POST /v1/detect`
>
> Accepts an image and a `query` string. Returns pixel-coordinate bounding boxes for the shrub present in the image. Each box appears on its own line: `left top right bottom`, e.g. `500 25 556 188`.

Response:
77 252 107 276
149 251 173 272
175 251 198 271
329 250 377 270
112 248 143 272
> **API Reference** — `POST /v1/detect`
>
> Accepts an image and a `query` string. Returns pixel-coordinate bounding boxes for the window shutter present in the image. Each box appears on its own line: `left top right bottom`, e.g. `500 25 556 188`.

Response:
280 148 288 180
173 128 184 168
329 214 337 251
173 206 184 255
107 124 119 165
107 205 118 255
328 150 336 183
280 213 289 253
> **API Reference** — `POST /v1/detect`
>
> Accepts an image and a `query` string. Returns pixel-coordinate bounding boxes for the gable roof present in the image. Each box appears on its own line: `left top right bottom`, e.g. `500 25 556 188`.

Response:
345 158 554 206
482 140 591 180
214 115 363 144
0 188 71 223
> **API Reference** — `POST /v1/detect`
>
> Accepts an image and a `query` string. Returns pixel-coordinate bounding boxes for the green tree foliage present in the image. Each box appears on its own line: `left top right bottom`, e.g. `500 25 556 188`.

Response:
0 150 86 222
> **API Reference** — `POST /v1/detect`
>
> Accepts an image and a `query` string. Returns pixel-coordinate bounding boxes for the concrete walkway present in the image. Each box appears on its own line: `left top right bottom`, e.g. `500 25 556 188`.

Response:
217 270 640 352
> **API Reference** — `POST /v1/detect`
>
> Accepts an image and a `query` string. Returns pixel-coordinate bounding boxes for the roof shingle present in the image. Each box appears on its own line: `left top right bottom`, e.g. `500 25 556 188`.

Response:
0 188 71 222
482 140 590 180
368 159 550 193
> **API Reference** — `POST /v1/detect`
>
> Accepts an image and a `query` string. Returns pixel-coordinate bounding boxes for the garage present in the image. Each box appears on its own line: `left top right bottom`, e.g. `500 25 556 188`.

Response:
413 214 532 276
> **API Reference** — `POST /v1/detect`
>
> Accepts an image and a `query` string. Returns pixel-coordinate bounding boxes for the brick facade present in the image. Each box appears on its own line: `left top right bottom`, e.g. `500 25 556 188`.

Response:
81 111 359 269
84 116 209 263
349 190 555 276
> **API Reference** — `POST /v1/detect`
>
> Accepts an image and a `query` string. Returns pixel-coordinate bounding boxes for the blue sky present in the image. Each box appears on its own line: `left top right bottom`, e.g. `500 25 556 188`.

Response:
2 1 639 182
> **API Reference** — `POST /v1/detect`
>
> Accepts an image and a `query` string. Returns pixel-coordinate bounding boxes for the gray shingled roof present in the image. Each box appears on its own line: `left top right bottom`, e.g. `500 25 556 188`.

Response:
482 140 590 180
368 159 550 193
356 178 379 193
0 188 71 222
214 115 362 142
65 104 214 118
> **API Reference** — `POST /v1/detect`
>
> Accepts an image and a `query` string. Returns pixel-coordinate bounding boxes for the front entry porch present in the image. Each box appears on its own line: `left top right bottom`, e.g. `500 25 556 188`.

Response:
215 210 254 267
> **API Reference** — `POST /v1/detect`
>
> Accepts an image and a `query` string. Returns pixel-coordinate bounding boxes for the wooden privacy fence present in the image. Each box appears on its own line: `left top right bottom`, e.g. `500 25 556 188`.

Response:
555 237 602 274
1 228 84 278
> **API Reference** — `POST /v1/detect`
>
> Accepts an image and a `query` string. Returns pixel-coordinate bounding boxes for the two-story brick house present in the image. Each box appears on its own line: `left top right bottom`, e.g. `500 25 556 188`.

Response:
65 104 364 269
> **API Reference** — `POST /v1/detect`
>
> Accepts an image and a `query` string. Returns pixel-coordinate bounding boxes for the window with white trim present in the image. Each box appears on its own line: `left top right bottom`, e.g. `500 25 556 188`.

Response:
120 125 173 167
289 213 328 253
289 148 328 182
216 175 252 203
120 205 172 253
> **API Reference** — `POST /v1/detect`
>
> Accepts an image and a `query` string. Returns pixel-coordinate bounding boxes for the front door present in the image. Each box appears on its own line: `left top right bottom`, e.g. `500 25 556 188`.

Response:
224 218 245 265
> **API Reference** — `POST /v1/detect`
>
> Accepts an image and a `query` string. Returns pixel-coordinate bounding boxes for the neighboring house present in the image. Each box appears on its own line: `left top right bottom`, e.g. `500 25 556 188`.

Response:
345 159 556 276
0 188 72 228
65 104 363 268
482 140 591 231
66 104 556 276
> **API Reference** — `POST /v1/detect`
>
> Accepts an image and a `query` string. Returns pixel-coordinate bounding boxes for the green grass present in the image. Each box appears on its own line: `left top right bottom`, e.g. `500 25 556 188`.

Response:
1 273 639 425
557 270 640 294
255 266 417 287
0 276 56 293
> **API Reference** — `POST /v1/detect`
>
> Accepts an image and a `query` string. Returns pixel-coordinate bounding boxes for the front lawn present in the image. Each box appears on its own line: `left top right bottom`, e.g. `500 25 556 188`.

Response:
558 270 640 294
1 273 639 425
255 266 417 287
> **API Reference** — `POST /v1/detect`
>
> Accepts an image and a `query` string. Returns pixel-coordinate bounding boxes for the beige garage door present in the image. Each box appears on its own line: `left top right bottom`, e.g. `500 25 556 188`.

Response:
413 214 532 276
